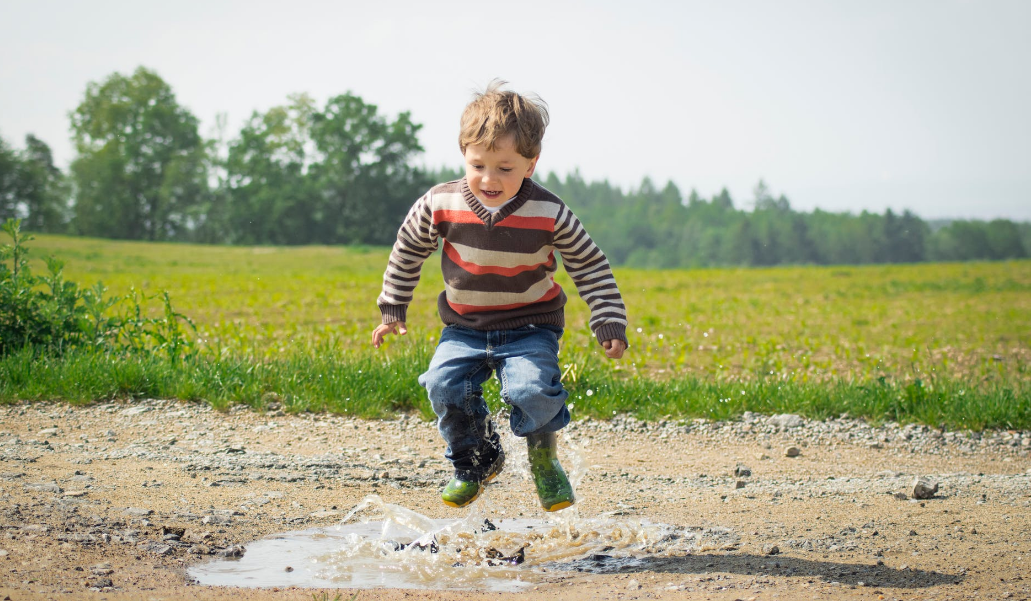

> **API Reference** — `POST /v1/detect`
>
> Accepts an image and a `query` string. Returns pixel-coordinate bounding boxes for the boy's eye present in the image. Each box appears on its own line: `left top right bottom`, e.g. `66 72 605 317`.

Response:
500 168 513 173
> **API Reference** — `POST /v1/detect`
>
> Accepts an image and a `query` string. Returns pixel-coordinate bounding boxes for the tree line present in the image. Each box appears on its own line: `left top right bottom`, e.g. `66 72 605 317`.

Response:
1 66 1028 267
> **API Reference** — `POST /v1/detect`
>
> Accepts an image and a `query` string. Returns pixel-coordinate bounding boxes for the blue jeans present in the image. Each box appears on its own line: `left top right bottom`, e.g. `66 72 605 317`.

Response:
418 324 570 479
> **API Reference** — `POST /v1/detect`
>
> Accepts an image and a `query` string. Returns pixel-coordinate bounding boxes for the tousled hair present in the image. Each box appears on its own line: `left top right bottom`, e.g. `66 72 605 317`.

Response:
458 79 549 159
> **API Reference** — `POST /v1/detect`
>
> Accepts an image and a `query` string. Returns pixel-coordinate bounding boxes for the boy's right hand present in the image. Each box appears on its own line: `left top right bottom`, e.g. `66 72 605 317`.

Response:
371 321 407 348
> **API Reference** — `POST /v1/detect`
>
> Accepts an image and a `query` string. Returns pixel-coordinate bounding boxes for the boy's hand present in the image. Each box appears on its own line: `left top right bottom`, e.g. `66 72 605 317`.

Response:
602 339 626 359
372 321 407 348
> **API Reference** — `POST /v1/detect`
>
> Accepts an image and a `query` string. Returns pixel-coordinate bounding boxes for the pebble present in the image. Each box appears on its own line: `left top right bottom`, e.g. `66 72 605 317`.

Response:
913 477 939 499
85 577 113 589
768 414 804 429
138 541 172 555
784 446 801 458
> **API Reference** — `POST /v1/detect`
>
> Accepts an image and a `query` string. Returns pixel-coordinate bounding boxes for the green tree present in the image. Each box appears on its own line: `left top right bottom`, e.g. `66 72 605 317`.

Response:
308 92 426 245
225 94 316 245
0 135 21 222
70 67 206 240
0 134 69 232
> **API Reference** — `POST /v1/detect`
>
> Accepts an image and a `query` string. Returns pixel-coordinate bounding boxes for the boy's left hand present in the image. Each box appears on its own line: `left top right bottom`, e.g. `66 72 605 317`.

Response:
602 339 626 359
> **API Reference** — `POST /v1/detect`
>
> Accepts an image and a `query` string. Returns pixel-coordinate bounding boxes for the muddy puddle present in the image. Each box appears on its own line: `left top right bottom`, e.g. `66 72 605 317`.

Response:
189 494 737 591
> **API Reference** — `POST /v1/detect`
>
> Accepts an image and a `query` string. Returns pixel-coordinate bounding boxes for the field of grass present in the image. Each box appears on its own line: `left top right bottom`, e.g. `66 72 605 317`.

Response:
3 234 1029 429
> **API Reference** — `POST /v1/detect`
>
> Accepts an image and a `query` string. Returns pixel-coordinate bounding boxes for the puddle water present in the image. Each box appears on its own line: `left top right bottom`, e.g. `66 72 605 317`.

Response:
190 422 737 591
189 495 737 591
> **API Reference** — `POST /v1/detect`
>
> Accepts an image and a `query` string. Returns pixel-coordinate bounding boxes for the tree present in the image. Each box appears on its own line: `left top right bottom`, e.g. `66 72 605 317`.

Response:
223 92 427 245
308 93 426 245
70 67 207 240
225 94 316 245
0 135 20 222
0 134 68 232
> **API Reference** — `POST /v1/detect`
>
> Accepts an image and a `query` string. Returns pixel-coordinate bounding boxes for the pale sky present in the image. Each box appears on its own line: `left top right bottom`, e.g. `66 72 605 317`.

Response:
2 0 1029 220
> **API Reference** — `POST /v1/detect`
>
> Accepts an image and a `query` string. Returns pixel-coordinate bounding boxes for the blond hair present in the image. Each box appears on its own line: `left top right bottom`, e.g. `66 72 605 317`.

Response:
458 79 549 159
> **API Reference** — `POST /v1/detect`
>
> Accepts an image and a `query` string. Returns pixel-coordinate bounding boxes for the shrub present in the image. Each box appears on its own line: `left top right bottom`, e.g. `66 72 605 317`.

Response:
0 218 196 360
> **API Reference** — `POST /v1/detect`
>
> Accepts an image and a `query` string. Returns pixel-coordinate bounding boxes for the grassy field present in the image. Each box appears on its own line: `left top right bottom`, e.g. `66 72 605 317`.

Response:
4 234 1030 429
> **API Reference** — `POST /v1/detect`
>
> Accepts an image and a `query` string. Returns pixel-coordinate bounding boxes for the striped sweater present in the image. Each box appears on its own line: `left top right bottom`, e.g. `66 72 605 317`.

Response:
377 178 629 345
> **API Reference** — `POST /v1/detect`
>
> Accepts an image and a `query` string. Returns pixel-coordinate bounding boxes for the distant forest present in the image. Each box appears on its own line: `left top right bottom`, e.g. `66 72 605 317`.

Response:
2 66 1028 268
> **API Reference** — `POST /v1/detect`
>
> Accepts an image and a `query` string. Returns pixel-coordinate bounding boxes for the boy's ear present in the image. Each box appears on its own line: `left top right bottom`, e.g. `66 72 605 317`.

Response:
524 155 539 178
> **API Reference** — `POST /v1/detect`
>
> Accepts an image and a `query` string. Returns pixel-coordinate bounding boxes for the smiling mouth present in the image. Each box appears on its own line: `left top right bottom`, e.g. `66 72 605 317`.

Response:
481 190 502 199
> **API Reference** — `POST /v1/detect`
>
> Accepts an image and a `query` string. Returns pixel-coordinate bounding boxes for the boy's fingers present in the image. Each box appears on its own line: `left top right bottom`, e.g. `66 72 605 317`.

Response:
604 339 626 358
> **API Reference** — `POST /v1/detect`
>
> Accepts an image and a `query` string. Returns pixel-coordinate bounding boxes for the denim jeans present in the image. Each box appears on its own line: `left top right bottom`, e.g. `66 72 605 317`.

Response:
418 324 570 479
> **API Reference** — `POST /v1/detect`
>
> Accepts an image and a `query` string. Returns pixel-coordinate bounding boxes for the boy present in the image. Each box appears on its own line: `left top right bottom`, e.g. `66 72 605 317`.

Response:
372 80 628 512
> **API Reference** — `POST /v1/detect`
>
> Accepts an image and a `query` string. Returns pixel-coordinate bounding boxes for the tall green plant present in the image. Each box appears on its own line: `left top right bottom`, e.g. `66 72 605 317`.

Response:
0 218 196 360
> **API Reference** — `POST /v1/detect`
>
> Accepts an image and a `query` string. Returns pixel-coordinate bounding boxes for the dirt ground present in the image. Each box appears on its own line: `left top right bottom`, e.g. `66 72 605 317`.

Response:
1 399 1029 601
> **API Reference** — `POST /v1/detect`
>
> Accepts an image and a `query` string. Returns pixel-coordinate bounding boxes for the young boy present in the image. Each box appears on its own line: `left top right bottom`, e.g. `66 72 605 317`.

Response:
372 80 628 512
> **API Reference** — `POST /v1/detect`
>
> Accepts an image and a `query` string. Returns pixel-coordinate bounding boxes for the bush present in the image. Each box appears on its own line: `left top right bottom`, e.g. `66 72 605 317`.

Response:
0 218 196 360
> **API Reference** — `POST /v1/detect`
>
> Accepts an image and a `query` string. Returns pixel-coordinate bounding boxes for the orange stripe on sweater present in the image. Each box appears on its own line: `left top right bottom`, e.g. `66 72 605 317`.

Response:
433 209 481 225
496 215 555 231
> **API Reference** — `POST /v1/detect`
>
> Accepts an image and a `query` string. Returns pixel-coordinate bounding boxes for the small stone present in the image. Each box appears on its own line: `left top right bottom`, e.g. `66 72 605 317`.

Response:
125 508 153 517
784 446 801 458
893 492 909 500
735 480 747 489
627 578 642 590
762 544 780 555
138 541 172 555
913 477 938 500
768 414 804 429
734 464 752 477
217 545 246 558
85 577 113 589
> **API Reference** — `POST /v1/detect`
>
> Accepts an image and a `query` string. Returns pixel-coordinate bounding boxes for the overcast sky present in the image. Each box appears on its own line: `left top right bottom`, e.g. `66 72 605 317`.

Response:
2 0 1029 220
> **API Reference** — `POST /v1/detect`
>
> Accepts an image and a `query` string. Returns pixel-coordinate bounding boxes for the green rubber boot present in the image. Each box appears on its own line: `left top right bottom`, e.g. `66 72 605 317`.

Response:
527 431 575 511
441 450 505 508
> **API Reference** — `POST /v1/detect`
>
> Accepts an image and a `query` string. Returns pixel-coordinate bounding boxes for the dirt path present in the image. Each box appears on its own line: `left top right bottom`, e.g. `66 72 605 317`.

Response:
1 400 1029 601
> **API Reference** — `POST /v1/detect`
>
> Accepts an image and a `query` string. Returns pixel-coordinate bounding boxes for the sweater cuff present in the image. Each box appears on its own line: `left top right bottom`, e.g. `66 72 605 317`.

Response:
379 303 408 325
595 322 629 348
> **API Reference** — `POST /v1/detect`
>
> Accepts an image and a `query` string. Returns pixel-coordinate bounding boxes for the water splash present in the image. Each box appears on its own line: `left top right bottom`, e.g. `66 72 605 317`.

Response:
189 494 738 591
190 409 736 590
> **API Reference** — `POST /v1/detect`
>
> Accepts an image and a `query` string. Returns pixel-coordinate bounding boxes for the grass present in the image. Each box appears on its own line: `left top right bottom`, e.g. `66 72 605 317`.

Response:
3 233 1030 430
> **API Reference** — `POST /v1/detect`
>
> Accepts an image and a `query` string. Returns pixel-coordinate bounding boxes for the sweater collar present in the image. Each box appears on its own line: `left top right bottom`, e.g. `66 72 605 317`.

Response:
461 178 532 226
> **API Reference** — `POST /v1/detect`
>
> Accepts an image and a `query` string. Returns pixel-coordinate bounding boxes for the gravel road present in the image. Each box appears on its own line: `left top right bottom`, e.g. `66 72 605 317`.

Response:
1 399 1029 601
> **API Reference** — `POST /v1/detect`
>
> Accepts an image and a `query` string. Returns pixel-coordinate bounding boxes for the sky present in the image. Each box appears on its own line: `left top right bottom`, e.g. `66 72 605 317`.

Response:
2 0 1029 221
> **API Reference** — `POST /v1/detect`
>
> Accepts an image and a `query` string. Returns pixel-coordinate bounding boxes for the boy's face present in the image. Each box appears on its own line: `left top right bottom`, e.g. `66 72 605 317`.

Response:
463 134 538 207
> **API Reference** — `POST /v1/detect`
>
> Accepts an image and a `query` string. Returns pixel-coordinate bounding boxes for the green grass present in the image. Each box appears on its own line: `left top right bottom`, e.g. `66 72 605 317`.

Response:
4 234 1030 430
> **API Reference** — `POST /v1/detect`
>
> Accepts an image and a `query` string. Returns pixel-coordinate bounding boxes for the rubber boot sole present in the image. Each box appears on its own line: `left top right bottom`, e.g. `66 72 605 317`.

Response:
542 499 574 512
441 453 505 508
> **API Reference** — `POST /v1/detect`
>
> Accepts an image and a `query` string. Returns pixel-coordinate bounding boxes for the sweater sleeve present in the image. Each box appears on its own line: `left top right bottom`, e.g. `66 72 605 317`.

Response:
376 192 439 324
552 204 629 346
